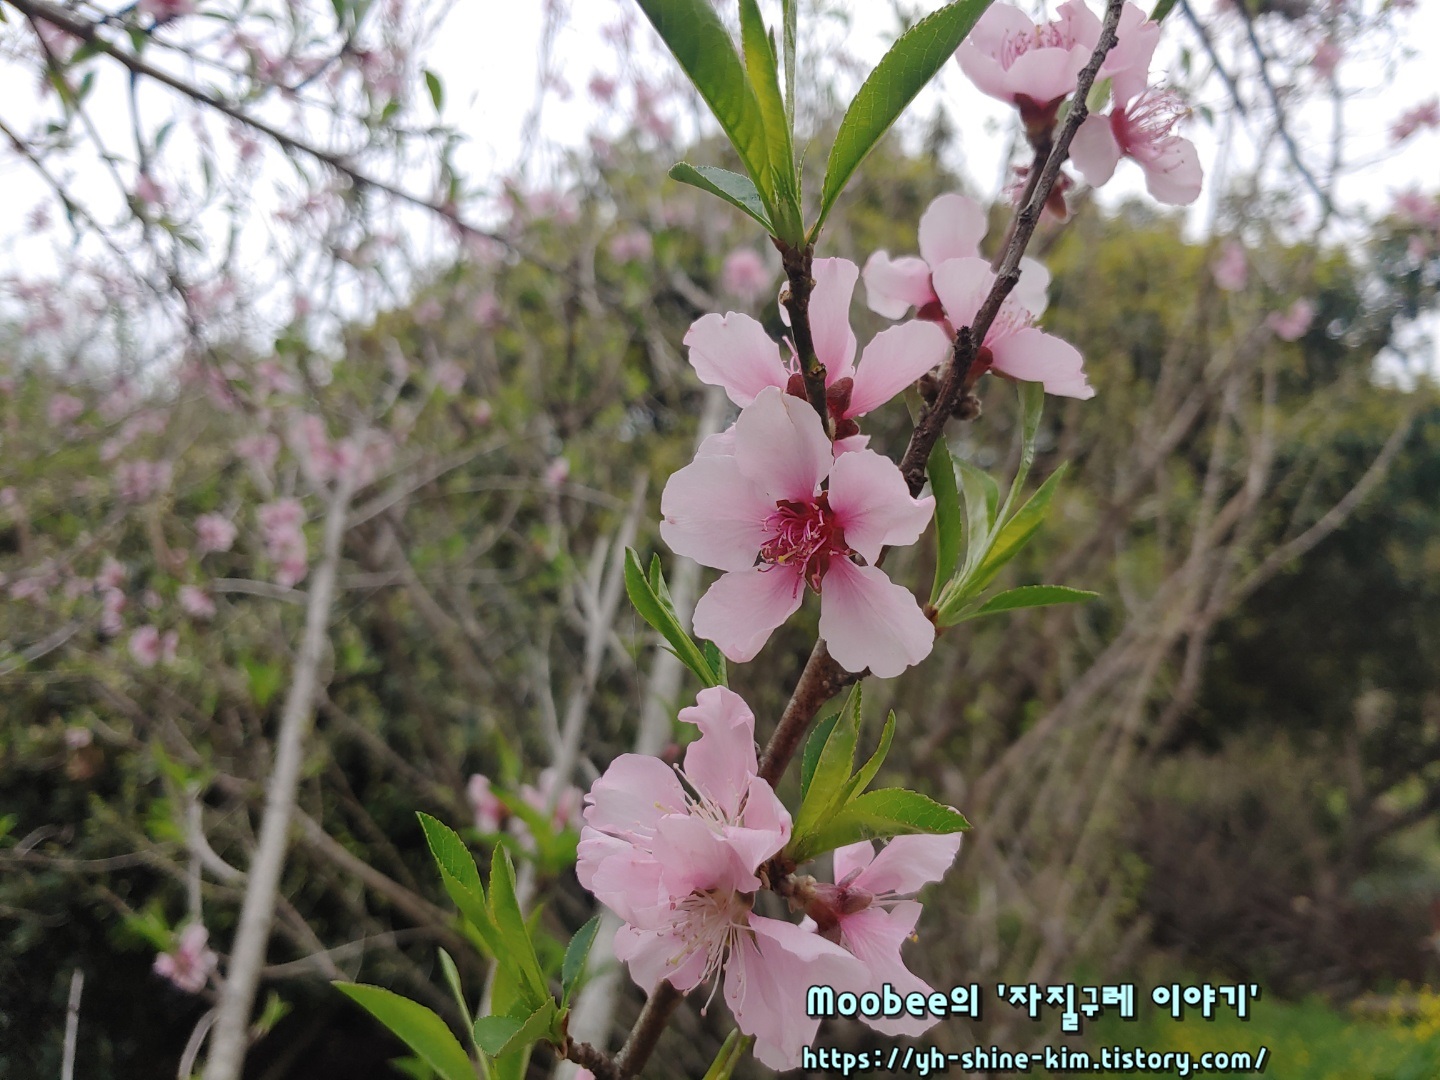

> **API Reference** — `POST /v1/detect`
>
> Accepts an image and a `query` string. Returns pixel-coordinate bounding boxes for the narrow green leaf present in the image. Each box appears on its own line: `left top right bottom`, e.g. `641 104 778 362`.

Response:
971 462 1069 591
635 0 773 204
927 439 963 604
956 458 1000 577
970 585 1098 617
438 949 474 1044
1151 0 1178 22
424 69 444 112
782 0 797 131
738 0 801 242
624 548 720 687
842 710 896 804
814 0 995 237
794 788 970 862
487 845 548 1008
668 163 773 233
335 984 477 1080
702 639 728 688
792 684 863 839
417 814 506 958
561 916 602 1002
996 380 1045 525
702 1029 754 1080
799 709 842 801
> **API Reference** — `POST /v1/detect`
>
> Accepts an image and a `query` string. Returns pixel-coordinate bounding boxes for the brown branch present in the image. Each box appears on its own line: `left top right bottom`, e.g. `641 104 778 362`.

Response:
774 240 831 428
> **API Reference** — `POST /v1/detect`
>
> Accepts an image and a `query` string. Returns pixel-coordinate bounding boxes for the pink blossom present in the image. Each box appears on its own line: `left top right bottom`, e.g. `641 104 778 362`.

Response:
687 258 950 445
114 460 173 502
544 457 570 489
258 500 308 587
1266 298 1315 341
1070 88 1203 205
955 2 1102 135
1392 190 1440 229
97 558 126 590
129 626 163 667
432 360 466 395
179 585 217 620
661 387 935 677
48 393 84 426
65 727 93 750
863 193 1052 321
588 74 617 104
154 924 217 993
100 587 126 635
415 298 443 324
1211 241 1248 292
467 774 507 833
195 513 237 554
139 0 196 20
133 173 168 207
234 433 281 470
473 291 501 328
720 248 772 304
1391 98 1440 144
578 687 865 1069
608 229 653 263
802 834 964 1036
1311 39 1342 80
931 258 1093 399
519 767 584 832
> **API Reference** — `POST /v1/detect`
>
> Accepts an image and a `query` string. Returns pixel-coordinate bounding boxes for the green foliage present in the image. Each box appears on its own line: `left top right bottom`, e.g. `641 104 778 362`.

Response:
335 983 477 1080
787 685 967 864
624 549 726 688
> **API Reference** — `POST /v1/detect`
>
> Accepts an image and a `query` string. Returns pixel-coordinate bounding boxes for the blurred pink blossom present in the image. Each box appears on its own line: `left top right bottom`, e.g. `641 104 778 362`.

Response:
720 248 772 304
1212 241 1248 291
1391 98 1440 144
154 924 217 993
179 585 217 620
1312 39 1342 80
432 360 465 395
234 433 281 470
467 774 507 833
607 229 653 263
258 500 308 587
114 460 173 502
195 513 237 554
47 393 84 427
1267 299 1315 341
544 457 570 489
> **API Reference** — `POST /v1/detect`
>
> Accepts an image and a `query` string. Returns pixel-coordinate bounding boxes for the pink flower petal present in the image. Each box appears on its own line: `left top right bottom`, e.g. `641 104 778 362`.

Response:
684 312 788 407
692 565 805 663
733 386 832 504
819 560 934 678
614 921 709 995
1070 112 1123 188
917 193 987 267
1101 1 1162 107
680 686 759 819
931 257 995 330
1015 258 1053 318
809 258 859 382
730 916 869 1071
862 252 936 319
582 754 688 839
988 326 1095 399
1138 134 1203 206
837 903 936 1035
833 840 876 886
853 833 964 897
847 321 952 417
827 449 935 564
660 455 776 571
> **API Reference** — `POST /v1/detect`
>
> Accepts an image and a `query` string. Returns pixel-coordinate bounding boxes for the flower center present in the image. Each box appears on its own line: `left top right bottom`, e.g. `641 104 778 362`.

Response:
999 21 1071 71
1116 88 1189 153
759 493 850 593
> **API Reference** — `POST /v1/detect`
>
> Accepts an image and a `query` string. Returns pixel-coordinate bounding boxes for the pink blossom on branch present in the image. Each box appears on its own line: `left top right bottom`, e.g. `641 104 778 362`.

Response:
467 774 506 833
1211 241 1248 292
720 247 772 304
931 258 1094 399
195 513 237 554
685 258 950 445
660 388 936 677
577 687 865 1070
154 924 217 993
863 192 1053 321
802 833 964 1036
1266 298 1315 341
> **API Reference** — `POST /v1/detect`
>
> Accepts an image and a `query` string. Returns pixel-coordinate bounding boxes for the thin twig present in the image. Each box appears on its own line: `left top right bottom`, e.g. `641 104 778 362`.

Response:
61 969 83 1080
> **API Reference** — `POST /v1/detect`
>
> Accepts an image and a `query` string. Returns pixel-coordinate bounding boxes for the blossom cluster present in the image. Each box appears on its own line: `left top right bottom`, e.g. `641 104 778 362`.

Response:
577 688 960 1069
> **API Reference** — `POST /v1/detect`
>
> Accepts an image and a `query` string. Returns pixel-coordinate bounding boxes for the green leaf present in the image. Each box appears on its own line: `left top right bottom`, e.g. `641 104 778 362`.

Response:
813 0 995 237
795 788 970 862
335 984 477 1080
1151 0 1178 22
474 1001 559 1059
417 814 505 959
966 585 1098 619
955 458 1000 576
782 0 797 131
927 439 963 604
842 710 896 804
472 1015 524 1057
799 709 842 801
487 845 548 1008
702 639 728 688
561 916 602 1003
424 69 444 112
438 949 474 1043
792 684 863 839
738 0 801 242
702 1029 754 1080
624 548 721 687
971 462 1069 591
996 380 1045 525
635 0 773 206
668 163 773 233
